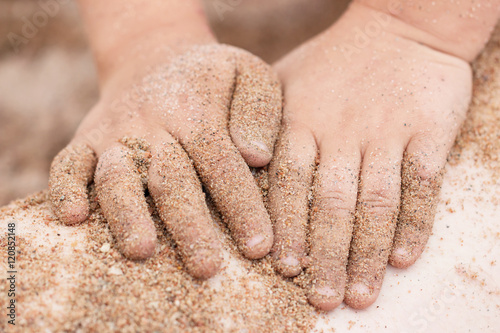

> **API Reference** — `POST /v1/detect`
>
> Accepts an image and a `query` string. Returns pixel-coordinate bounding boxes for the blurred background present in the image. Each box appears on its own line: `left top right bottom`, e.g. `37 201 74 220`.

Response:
0 0 351 205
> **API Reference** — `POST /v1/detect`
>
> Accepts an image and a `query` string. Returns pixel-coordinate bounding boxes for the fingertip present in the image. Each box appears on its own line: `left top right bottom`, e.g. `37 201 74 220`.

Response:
121 230 157 261
243 233 273 259
238 141 273 167
58 204 89 225
271 251 303 277
185 248 223 280
307 286 343 312
344 282 380 309
389 246 422 269
231 133 273 167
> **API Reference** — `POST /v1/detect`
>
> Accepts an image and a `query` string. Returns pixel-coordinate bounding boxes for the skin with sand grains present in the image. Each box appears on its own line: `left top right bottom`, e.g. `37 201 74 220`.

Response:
49 44 282 280
269 0 500 311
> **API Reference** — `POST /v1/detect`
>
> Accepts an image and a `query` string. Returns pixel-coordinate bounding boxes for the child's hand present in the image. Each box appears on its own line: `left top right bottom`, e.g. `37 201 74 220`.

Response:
268 3 475 310
48 1 281 279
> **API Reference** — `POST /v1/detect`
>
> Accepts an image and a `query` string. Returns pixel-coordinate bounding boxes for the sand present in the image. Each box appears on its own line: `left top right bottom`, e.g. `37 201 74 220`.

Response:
0 188 317 332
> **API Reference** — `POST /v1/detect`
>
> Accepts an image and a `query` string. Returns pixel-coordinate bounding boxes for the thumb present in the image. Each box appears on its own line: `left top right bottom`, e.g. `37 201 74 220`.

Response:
229 48 282 167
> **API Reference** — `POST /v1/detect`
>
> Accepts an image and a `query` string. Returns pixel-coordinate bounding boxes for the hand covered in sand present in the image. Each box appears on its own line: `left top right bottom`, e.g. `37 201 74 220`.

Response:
49 43 281 279
269 3 473 310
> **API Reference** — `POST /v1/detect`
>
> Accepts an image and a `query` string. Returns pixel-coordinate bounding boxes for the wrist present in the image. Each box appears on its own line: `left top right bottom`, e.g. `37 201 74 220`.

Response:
350 0 500 62
78 0 216 84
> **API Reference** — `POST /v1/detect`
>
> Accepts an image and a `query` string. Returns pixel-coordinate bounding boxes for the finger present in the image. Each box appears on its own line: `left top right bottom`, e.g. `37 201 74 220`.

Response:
307 146 360 311
268 126 317 277
229 49 282 167
49 143 96 225
148 139 223 279
389 136 446 268
344 144 403 309
183 126 273 259
95 146 157 260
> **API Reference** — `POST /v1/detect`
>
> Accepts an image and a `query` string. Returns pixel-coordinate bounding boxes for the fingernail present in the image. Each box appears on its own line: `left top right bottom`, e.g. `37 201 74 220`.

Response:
280 255 300 268
316 287 337 297
274 253 302 277
245 234 272 259
250 141 271 154
308 287 343 311
390 246 420 268
247 234 265 248
187 249 222 280
350 282 371 298
345 282 379 309
61 205 88 225
122 234 157 261
392 247 409 259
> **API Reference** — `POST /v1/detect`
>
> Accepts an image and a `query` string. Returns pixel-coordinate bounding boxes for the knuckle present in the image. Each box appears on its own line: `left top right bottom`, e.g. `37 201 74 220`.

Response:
315 188 355 214
403 153 444 186
100 146 125 160
415 163 442 183
50 145 77 173
95 147 130 183
360 186 399 211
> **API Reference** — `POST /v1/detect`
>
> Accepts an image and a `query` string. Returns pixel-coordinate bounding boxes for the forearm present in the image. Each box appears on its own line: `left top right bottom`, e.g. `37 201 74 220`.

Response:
77 0 215 83
353 0 500 61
